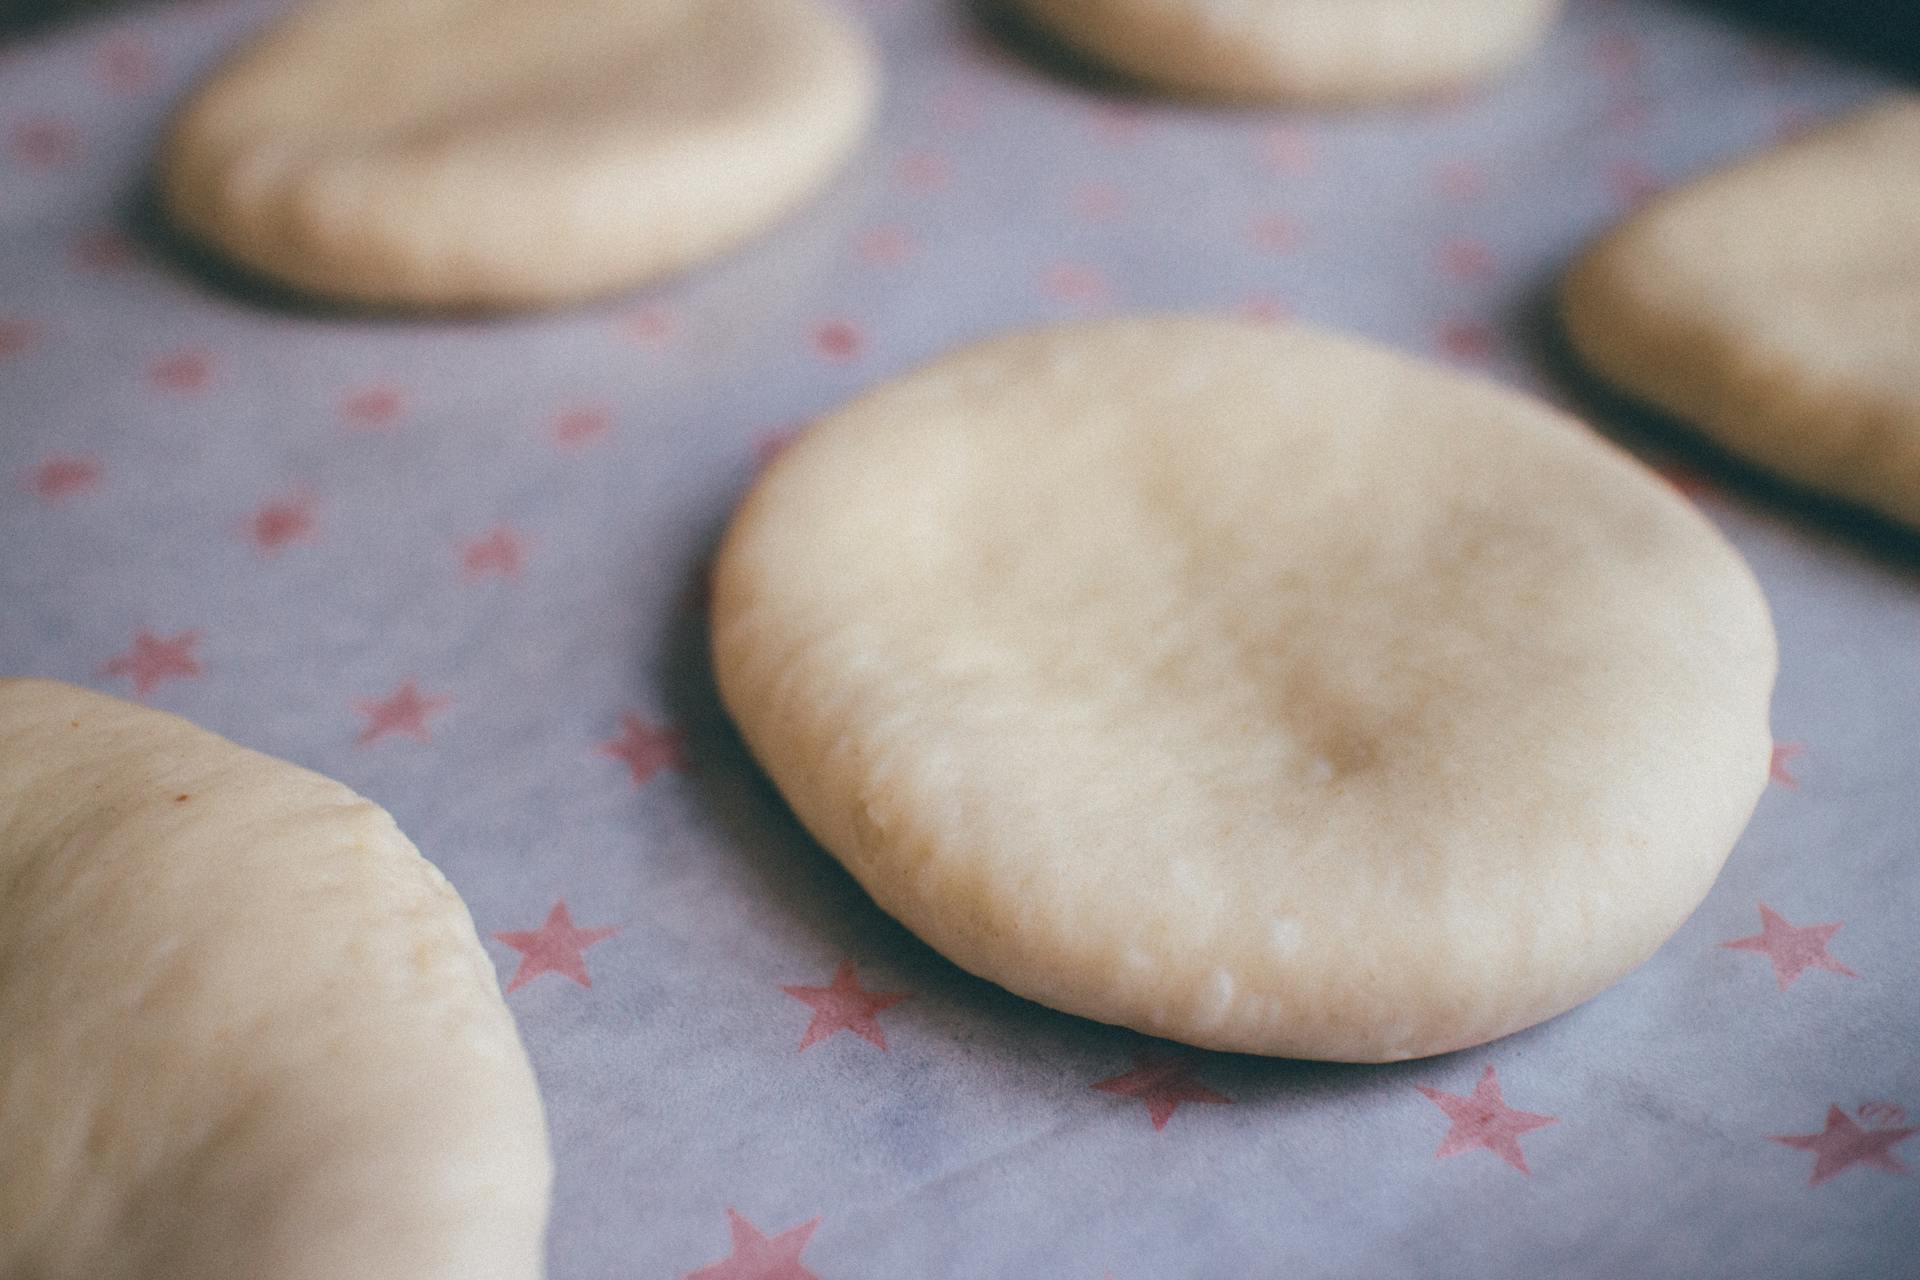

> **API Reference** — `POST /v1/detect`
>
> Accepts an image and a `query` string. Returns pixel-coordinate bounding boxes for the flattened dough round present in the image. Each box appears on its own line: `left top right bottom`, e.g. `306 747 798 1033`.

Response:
711 317 1776 1062
1563 97 1920 530
1008 0 1564 103
0 679 550 1280
160 0 877 308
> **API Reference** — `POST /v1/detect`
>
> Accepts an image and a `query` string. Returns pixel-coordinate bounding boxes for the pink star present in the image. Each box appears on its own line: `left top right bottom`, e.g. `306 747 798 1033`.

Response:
1240 294 1292 325
1416 1065 1557 1174
894 151 950 193
102 629 202 696
462 525 525 580
98 36 156 93
1439 237 1496 282
1771 1106 1916 1186
1769 741 1804 788
812 320 863 361
1722 903 1857 990
10 118 77 168
855 225 914 265
149 348 212 393
685 1209 820 1280
1092 1050 1233 1131
598 713 686 787
342 385 404 430
1071 182 1126 223
754 426 800 469
1260 125 1313 174
619 306 675 345
1437 318 1496 363
1041 263 1110 305
247 493 315 555
552 406 612 449
1248 214 1304 254
494 901 619 993
30 454 101 501
1435 158 1489 201
68 229 135 271
1089 103 1147 143
783 960 911 1051
0 319 37 359
1608 159 1661 208
353 678 451 746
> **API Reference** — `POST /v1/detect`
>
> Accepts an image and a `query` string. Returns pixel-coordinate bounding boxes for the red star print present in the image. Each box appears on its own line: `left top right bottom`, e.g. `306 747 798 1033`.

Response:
1248 214 1303 253
598 713 686 786
1771 1106 1916 1185
894 150 951 192
1435 159 1489 201
494 901 619 993
1439 237 1495 282
149 349 212 393
353 678 451 746
1769 741 1804 787
69 229 135 271
462 525 525 580
1041 263 1109 305
0 319 37 359
620 306 675 345
812 320 863 361
102 630 202 696
1722 903 1857 990
933 83 982 131
685 1209 820 1280
783 960 911 1051
1071 182 1125 223
30 455 101 501
10 118 77 168
1240 294 1292 325
1438 318 1495 363
855 225 914 265
1092 1050 1233 1131
98 36 156 93
1416 1065 1557 1174
1260 125 1313 174
552 406 612 449
247 493 315 555
342 385 404 430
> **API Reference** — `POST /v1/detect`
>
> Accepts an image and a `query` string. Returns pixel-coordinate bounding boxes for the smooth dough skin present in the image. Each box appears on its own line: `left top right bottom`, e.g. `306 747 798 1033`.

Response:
711 317 1777 1062
159 0 878 309
0 680 550 1280
1563 97 1920 531
1008 0 1565 103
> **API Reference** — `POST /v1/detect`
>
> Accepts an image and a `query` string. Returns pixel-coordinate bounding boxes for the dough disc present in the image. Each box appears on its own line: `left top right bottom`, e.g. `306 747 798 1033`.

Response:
1563 97 1920 531
1007 0 1564 103
159 0 878 309
711 316 1776 1062
0 679 550 1280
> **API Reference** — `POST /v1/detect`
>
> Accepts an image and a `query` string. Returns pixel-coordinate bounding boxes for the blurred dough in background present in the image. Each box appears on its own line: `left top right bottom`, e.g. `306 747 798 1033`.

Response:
1563 97 1920 531
1005 0 1565 103
158 0 878 309
0 679 550 1280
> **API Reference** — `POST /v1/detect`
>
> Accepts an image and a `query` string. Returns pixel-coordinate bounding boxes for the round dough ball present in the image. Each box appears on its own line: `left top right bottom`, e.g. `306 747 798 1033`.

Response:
159 0 878 309
0 679 550 1280
1008 0 1564 104
1563 97 1920 531
711 316 1776 1062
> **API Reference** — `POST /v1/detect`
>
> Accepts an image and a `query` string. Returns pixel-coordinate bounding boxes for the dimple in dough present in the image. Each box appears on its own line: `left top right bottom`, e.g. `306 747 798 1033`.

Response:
159 0 878 309
0 679 551 1280
1007 0 1565 103
1563 97 1920 530
710 316 1777 1063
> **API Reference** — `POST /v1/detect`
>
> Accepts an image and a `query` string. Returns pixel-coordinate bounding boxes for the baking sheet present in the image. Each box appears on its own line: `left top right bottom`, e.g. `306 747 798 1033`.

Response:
2 0 1917 1275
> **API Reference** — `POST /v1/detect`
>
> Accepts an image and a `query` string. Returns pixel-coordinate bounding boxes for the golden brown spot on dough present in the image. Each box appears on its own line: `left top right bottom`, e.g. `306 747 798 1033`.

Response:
175 793 191 803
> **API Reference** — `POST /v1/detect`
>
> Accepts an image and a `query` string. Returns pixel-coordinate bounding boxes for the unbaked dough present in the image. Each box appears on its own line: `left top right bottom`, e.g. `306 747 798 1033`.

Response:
0 679 550 1280
711 316 1776 1062
159 0 878 309
1008 0 1565 103
1563 97 1920 530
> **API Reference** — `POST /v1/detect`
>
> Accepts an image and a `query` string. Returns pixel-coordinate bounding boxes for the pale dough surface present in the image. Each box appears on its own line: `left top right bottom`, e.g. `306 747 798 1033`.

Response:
1009 0 1564 103
0 679 550 1280
1563 97 1920 531
711 316 1777 1062
160 0 877 309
